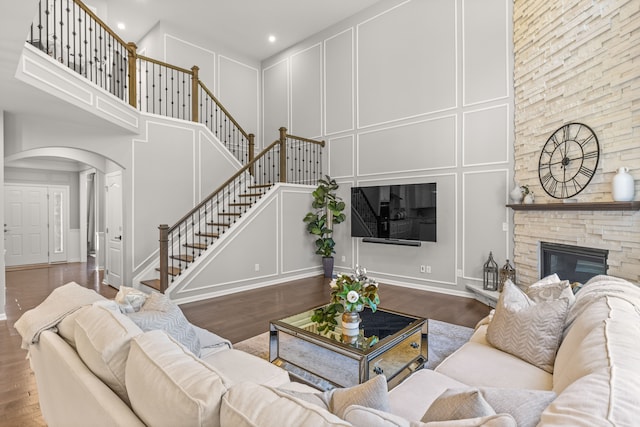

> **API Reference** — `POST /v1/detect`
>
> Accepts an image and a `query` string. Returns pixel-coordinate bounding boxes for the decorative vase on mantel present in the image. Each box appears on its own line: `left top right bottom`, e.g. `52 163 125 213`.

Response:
612 167 635 202
341 311 361 344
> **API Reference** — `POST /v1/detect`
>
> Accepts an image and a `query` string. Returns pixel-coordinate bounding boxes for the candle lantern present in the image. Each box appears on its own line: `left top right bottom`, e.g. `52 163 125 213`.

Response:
499 259 516 292
483 252 499 291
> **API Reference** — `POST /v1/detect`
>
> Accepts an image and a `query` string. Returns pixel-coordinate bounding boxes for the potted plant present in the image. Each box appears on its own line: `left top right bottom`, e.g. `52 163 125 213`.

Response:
303 175 346 277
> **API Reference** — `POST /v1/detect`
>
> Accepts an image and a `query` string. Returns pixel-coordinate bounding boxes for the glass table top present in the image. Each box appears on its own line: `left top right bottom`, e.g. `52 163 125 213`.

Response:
274 305 421 351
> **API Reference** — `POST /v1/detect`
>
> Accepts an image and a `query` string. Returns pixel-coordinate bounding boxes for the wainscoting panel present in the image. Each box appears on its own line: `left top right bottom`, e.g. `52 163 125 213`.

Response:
356 174 457 286
357 117 457 176
462 104 510 166
462 0 510 105
324 28 354 136
328 135 355 179
357 0 457 128
164 34 216 93
218 55 259 140
462 170 509 280
133 122 196 268
291 44 322 138
262 59 289 144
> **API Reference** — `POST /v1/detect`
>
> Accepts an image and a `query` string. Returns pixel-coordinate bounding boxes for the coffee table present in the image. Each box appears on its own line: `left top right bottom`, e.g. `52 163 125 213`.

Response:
269 305 427 390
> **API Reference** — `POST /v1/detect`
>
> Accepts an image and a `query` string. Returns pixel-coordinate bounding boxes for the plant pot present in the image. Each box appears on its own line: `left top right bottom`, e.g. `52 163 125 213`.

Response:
322 256 334 278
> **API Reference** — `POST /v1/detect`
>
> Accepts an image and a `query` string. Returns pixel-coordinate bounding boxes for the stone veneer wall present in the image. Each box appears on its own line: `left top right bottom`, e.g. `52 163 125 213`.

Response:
513 0 640 285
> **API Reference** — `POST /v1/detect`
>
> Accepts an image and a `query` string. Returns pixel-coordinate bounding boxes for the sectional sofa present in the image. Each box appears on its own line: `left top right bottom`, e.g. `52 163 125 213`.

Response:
15 274 640 426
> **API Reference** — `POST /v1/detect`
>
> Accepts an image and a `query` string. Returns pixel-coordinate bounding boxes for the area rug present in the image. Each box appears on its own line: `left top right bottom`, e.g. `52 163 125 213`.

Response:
233 319 474 371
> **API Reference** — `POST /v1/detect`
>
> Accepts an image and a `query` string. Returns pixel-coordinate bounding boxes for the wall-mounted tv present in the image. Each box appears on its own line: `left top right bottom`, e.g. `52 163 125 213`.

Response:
351 183 436 245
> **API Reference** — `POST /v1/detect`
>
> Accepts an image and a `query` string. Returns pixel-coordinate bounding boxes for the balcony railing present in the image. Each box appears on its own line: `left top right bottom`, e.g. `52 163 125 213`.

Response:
27 0 253 165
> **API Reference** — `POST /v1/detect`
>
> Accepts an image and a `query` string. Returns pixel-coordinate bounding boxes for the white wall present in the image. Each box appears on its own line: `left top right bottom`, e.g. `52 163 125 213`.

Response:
262 0 515 296
0 111 5 319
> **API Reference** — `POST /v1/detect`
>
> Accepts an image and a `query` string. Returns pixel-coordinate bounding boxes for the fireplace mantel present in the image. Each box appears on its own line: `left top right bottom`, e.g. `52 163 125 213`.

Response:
507 201 640 211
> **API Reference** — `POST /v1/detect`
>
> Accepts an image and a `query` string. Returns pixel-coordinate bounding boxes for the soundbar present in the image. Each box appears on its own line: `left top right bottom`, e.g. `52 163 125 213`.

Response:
362 237 421 247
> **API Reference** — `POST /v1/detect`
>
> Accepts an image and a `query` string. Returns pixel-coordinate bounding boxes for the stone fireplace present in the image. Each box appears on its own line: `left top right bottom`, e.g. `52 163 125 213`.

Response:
540 241 608 284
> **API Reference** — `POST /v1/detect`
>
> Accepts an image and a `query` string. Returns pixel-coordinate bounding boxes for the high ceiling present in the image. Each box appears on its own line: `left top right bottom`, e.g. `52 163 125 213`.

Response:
102 0 382 61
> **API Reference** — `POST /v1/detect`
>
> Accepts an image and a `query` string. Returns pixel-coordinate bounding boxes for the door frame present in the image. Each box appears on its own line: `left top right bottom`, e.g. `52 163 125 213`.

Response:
3 183 70 266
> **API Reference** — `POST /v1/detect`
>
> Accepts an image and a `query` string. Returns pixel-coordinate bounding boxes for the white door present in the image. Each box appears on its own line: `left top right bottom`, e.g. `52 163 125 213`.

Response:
4 185 49 266
105 171 123 288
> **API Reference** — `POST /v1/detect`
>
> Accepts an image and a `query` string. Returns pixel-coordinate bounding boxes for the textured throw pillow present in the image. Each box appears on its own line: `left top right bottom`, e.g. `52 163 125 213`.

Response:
329 374 390 419
525 279 575 305
486 281 569 373
480 387 556 427
422 388 495 422
277 375 390 420
126 292 201 356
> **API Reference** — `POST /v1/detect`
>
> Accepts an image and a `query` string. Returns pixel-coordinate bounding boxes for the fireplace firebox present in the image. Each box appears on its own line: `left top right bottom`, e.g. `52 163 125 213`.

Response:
540 242 608 284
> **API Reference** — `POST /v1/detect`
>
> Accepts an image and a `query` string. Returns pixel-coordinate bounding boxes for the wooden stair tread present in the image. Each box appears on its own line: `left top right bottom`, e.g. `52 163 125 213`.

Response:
140 279 162 291
208 222 231 227
239 193 263 197
229 202 251 207
184 242 208 249
170 254 194 262
196 232 219 238
219 212 242 216
156 266 181 276
249 184 273 189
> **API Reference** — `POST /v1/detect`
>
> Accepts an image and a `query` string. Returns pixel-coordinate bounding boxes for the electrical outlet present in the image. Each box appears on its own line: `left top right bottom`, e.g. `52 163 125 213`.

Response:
457 269 463 277
426 265 432 274
254 264 260 272
502 222 508 232
420 265 426 273
341 255 346 262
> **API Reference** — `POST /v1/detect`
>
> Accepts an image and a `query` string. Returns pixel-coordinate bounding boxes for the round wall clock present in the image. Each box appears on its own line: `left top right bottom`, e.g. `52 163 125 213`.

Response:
538 122 600 199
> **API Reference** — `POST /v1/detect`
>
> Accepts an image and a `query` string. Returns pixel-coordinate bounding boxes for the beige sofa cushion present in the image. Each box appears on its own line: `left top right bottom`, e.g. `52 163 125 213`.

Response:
435 326 553 391
220 382 351 427
543 291 640 425
486 281 568 373
126 330 227 427
202 347 290 387
344 406 517 427
74 304 142 405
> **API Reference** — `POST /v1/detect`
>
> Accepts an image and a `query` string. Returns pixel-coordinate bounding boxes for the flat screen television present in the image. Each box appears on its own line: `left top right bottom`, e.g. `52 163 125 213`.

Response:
351 183 436 244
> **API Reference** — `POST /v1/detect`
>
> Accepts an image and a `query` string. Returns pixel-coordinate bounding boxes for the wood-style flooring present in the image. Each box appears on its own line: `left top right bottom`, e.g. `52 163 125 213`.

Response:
1 261 490 426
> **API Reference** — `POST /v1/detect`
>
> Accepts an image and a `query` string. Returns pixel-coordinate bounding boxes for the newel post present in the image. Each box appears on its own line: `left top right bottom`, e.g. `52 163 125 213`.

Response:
191 65 199 123
248 133 255 176
127 42 137 109
279 127 287 183
159 224 169 293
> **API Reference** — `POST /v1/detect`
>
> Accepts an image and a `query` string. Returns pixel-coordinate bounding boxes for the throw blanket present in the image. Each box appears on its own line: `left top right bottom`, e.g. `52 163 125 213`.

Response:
14 282 105 349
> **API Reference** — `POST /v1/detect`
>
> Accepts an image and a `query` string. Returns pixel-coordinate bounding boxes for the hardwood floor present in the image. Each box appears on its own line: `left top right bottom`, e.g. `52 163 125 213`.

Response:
1 262 490 426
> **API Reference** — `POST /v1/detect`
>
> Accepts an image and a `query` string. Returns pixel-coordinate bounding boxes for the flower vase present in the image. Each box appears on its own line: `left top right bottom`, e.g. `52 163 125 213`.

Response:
341 311 361 344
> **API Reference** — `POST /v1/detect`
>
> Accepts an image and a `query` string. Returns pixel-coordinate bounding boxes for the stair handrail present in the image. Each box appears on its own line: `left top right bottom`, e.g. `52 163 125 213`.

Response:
158 130 325 292
27 0 254 164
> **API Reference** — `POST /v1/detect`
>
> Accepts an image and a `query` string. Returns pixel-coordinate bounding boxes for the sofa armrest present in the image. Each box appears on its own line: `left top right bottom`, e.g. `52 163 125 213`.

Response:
30 330 145 427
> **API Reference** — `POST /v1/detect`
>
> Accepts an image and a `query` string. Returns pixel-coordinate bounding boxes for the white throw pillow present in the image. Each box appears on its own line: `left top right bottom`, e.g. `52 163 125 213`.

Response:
74 304 143 405
126 330 227 427
525 279 575 305
126 292 201 356
486 281 569 373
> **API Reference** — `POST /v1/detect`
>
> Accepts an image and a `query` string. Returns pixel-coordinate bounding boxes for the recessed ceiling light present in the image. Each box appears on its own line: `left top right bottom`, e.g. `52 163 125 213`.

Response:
268 35 276 43
117 22 126 30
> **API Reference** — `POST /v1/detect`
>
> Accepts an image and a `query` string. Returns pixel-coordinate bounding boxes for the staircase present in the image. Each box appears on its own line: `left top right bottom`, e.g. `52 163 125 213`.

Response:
140 183 273 291
25 0 326 294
